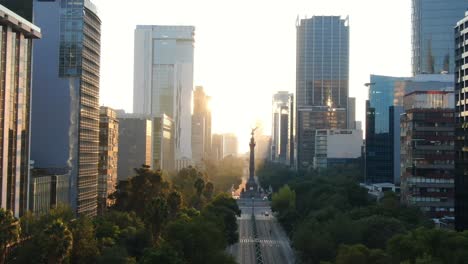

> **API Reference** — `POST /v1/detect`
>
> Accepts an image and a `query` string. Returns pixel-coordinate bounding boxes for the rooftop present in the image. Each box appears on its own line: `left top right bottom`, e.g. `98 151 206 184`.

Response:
0 4 41 38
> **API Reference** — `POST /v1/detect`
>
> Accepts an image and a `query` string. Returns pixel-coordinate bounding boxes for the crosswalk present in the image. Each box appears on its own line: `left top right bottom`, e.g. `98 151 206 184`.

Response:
239 238 287 245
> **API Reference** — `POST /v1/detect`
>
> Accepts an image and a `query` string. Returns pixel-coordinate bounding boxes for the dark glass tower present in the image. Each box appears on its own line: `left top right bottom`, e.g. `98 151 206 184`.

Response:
455 12 468 231
295 16 350 169
31 0 101 216
412 0 468 75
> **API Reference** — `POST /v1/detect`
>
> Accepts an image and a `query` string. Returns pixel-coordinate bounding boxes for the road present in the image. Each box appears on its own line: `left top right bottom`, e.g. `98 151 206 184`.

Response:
228 198 295 264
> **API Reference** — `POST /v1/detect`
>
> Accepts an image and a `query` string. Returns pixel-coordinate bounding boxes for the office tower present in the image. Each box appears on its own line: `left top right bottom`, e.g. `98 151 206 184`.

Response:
223 133 238 158
401 91 454 218
30 168 69 215
288 94 295 167
455 13 468 230
133 25 194 165
0 0 33 21
412 0 468 75
31 0 101 216
366 74 453 184
271 92 292 163
192 86 211 167
98 107 119 214
0 6 40 217
296 16 349 169
348 97 356 129
117 114 152 181
211 134 224 161
314 129 363 169
153 114 175 171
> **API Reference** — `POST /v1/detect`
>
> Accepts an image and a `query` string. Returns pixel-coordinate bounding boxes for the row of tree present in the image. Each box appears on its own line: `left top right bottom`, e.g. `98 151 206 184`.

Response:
1 162 242 264
258 162 468 264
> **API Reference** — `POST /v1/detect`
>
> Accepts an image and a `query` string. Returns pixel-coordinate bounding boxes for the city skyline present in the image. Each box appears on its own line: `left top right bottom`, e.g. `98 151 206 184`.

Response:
93 0 413 152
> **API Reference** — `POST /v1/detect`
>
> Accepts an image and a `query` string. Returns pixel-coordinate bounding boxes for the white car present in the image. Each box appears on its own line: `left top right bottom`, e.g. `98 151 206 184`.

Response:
264 211 269 216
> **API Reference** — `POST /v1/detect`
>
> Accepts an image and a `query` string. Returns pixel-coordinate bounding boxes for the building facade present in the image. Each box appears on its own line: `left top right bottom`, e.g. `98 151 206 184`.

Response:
211 134 224 161
455 13 468 230
271 92 292 163
31 0 101 216
0 5 40 217
192 86 211 167
30 168 69 215
98 107 118 214
314 129 363 169
117 115 152 181
133 25 194 165
401 91 455 218
223 133 238 158
296 16 350 169
366 74 454 184
412 0 468 75
153 114 175 171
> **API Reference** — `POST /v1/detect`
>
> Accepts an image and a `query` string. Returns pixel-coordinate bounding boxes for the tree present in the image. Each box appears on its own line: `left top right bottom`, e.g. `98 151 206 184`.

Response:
144 197 168 244
70 216 98 263
139 242 184 264
203 182 214 201
167 191 183 219
271 185 296 214
336 244 390 264
0 209 19 264
42 219 73 264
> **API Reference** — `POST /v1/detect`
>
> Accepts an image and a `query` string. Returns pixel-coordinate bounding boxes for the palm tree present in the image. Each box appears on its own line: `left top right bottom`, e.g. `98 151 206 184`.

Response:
43 219 73 264
0 209 19 264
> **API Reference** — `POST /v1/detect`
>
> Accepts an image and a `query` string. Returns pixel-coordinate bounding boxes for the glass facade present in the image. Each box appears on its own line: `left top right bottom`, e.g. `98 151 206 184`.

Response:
32 0 100 217
296 16 350 169
400 92 455 218
98 107 118 215
0 6 40 217
412 0 468 75
455 13 468 230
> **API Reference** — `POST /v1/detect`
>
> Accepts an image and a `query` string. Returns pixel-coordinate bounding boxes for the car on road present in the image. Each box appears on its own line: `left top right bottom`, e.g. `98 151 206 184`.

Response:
264 211 269 216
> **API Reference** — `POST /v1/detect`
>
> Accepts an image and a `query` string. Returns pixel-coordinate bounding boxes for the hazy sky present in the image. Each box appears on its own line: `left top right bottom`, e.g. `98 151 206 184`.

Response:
94 0 412 153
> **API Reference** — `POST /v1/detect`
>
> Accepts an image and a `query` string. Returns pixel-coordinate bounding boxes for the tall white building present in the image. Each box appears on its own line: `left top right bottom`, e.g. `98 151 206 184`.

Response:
133 25 194 163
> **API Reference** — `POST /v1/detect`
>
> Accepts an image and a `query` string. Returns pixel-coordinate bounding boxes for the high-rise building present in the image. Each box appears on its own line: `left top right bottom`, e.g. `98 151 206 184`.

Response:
211 134 224 161
30 168 69 215
133 25 194 166
31 0 101 217
223 133 238 158
401 91 454 218
455 13 468 230
117 114 152 181
0 5 40 217
296 16 350 169
348 97 356 129
153 114 175 171
192 86 211 167
271 92 292 163
412 0 468 75
366 74 453 184
98 107 118 214
314 129 363 169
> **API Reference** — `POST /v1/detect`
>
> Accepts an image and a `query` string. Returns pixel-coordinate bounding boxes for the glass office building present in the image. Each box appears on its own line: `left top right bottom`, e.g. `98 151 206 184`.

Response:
133 26 195 165
412 0 468 75
0 5 41 217
366 74 454 184
31 0 101 216
455 12 468 230
296 16 350 169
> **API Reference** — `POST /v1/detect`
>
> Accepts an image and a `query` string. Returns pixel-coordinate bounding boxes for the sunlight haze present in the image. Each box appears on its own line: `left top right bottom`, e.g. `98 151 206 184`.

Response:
94 0 412 153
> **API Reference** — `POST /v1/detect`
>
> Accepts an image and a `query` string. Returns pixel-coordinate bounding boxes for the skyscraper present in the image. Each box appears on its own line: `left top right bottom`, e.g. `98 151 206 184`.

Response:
98 107 119 214
412 0 468 75
0 5 41 217
296 16 349 169
271 92 292 163
192 86 211 167
455 12 468 230
133 25 194 165
366 74 454 184
31 0 101 216
401 91 455 218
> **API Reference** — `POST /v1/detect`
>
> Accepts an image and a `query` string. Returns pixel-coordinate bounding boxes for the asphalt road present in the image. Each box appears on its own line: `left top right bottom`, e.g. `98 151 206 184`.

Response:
228 198 295 264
